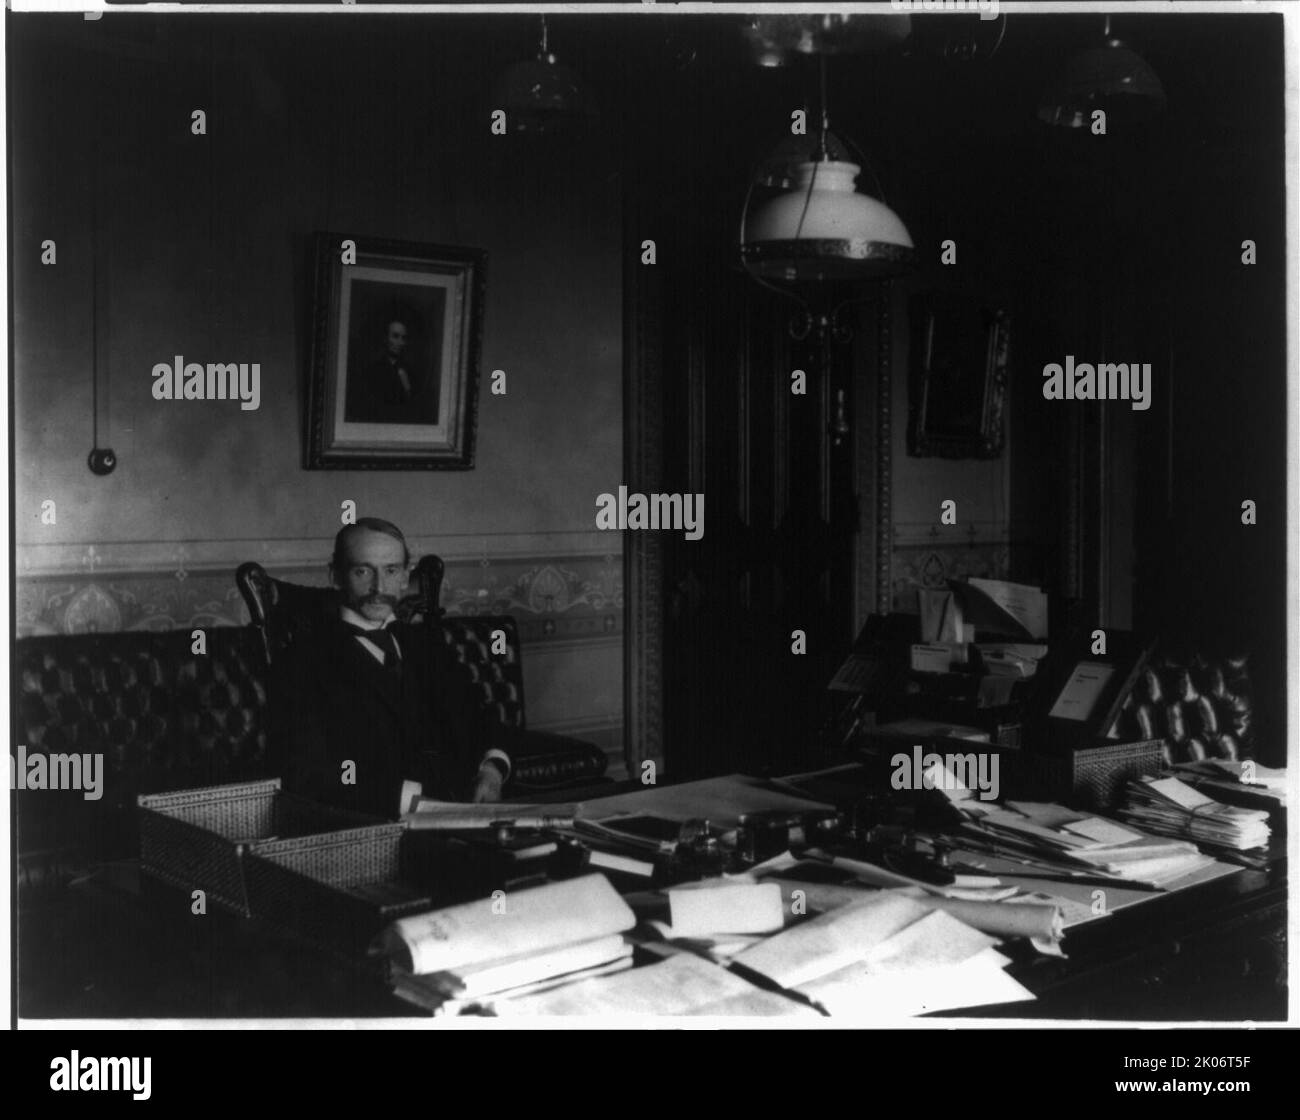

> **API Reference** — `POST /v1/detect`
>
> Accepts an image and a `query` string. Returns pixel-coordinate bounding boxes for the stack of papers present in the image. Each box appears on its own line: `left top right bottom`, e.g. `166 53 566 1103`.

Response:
1118 776 1271 852
393 936 635 1015
962 803 1218 887
1065 839 1217 888
439 876 1038 1017
375 874 637 1014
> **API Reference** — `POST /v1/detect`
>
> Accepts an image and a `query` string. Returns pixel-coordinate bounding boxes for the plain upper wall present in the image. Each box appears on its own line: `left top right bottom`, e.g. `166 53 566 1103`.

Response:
9 17 622 548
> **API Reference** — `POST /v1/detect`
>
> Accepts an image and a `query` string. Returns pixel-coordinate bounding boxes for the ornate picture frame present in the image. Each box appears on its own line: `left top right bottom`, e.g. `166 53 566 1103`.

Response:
907 292 1010 459
306 232 486 469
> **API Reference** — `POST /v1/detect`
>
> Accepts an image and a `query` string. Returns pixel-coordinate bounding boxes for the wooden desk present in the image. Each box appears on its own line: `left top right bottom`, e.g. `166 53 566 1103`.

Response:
15 775 1288 1021
570 774 1288 1020
989 860 1287 1020
17 862 413 1020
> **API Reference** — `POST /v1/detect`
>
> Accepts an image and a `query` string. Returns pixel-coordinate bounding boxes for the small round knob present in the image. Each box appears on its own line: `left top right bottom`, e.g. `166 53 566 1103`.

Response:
88 447 117 475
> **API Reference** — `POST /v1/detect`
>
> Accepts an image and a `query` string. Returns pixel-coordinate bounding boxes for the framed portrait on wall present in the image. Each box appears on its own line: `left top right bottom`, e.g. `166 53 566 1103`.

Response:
306 232 486 469
906 291 1010 459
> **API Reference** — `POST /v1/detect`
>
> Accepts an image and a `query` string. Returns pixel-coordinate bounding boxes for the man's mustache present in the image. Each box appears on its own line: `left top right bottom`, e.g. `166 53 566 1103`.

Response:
359 593 398 606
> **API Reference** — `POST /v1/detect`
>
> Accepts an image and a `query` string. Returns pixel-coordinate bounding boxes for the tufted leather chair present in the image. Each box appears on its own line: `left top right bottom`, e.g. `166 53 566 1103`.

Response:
237 559 608 793
430 615 609 790
1113 647 1256 766
13 628 271 867
434 615 527 729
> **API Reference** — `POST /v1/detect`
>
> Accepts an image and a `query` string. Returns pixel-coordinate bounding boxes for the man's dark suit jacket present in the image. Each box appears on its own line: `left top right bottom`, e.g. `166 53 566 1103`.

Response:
270 615 500 819
344 353 437 426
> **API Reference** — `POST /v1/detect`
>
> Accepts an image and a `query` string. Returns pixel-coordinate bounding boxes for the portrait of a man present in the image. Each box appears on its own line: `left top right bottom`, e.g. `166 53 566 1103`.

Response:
344 289 444 426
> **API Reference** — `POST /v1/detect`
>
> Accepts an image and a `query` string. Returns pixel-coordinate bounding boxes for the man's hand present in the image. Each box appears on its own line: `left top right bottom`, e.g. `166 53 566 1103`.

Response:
471 762 504 804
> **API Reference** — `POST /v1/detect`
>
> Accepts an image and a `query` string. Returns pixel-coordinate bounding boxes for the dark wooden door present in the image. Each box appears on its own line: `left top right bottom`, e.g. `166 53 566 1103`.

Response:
631 182 865 781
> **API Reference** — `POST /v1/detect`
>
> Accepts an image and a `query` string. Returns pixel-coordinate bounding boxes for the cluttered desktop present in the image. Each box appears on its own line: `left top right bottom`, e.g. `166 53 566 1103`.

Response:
18 578 1287 1021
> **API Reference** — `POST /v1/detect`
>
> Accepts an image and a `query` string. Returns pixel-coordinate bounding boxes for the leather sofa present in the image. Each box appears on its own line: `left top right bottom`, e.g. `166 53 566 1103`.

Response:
13 617 608 881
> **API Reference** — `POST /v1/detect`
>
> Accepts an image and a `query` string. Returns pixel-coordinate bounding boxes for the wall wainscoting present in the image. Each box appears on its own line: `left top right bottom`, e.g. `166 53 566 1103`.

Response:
15 536 624 645
889 520 1011 614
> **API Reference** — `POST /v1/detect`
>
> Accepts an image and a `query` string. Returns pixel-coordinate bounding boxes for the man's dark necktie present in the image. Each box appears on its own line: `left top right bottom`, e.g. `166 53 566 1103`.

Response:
346 624 401 674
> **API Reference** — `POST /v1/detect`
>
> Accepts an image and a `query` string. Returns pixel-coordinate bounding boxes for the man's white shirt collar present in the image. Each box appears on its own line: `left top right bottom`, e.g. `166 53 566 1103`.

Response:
339 606 399 664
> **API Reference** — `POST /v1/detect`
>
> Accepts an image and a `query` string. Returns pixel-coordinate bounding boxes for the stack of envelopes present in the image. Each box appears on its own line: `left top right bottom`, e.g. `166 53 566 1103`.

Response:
1118 776 1271 853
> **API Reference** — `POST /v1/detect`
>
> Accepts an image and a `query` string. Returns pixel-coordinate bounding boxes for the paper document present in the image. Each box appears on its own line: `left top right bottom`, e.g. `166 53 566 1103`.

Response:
1048 662 1114 721
1202 759 1288 792
759 879 871 916
1062 817 1145 846
494 950 763 1016
732 894 932 989
800 946 1034 1018
577 774 832 829
686 990 822 1018
1012 890 1102 930
428 958 636 1016
1145 777 1215 811
980 810 1100 849
863 909 997 972
667 882 785 938
375 874 634 975
907 892 1064 943
956 578 1049 641
1004 801 1088 829
438 935 632 998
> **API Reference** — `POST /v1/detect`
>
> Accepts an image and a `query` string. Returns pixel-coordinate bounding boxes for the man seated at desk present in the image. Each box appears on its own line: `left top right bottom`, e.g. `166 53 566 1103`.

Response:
271 517 510 817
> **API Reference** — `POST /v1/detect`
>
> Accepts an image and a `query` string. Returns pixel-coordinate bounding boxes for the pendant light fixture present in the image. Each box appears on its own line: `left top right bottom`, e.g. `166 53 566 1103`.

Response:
740 56 914 338
491 15 596 135
1038 15 1166 129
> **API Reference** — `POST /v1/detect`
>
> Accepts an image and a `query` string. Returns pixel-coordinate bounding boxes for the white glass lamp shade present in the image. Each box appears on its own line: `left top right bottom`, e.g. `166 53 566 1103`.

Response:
742 160 914 283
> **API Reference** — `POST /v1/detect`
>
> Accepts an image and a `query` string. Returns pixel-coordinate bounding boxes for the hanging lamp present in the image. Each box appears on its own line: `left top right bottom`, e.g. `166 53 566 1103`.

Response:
1038 15 1165 128
740 57 914 338
492 15 596 135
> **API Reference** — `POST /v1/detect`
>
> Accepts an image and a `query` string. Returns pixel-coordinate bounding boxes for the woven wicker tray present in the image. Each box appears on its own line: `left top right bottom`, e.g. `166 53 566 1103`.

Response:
137 779 388 916
244 826 433 962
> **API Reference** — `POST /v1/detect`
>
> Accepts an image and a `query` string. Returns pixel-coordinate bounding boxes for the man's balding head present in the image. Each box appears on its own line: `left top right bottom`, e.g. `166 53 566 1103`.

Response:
332 518 409 573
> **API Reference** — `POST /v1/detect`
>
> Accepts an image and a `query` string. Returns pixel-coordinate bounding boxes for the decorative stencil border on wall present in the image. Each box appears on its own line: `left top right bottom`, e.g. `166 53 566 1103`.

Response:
889 519 1010 614
16 538 624 643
